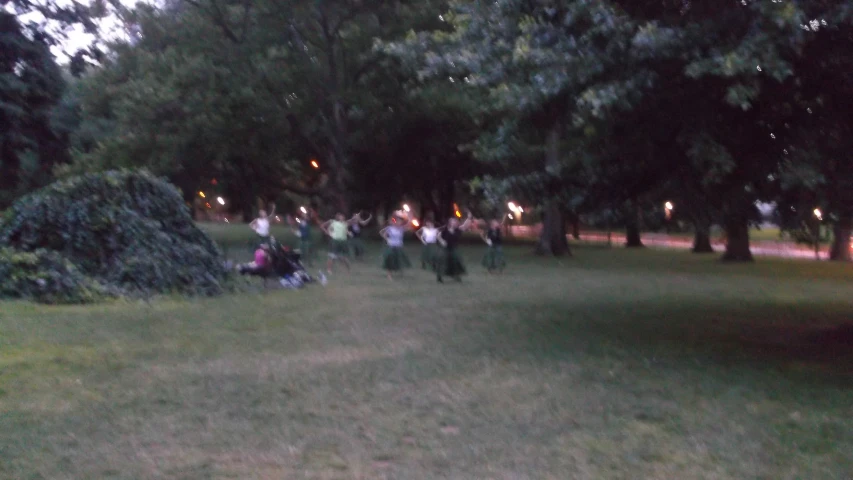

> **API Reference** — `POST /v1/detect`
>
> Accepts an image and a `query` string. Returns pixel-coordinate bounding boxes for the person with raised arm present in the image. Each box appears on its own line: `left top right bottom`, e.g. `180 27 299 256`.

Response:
347 211 372 259
416 220 442 271
249 202 275 247
379 213 412 280
436 211 474 283
320 212 352 274
481 215 508 274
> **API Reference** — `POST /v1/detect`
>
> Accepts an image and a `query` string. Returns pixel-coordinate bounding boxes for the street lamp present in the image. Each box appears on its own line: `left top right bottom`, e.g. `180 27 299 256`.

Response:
300 206 307 214
814 208 822 221
507 201 517 212
198 191 206 198
403 204 411 212
310 159 319 169
216 197 225 205
665 201 673 211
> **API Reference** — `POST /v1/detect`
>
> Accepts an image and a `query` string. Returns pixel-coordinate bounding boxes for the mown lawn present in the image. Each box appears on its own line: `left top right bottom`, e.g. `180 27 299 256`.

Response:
1 225 852 479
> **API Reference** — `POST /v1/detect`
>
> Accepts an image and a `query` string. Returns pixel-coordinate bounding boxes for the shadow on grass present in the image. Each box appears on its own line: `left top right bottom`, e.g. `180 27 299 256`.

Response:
485 298 853 382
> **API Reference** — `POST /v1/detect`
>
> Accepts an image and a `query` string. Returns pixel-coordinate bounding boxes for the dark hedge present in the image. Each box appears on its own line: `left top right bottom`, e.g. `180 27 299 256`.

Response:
0 170 227 301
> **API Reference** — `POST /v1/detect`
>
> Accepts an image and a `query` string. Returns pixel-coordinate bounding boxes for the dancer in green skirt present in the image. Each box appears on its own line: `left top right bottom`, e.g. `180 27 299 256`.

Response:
481 217 507 274
437 211 473 283
416 220 441 270
292 212 315 266
379 215 411 280
320 213 352 274
347 212 372 259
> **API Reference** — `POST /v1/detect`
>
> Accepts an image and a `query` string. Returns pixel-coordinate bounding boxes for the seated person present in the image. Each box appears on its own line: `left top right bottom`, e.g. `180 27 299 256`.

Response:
238 244 271 275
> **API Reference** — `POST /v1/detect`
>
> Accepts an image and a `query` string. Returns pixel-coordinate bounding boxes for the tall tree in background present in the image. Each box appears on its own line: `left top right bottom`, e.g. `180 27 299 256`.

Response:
0 12 65 207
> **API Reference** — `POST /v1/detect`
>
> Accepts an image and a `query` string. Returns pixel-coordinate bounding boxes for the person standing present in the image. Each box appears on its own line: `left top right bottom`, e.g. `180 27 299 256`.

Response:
249 202 275 247
347 212 372 259
436 212 473 283
481 217 507 274
293 212 315 266
379 214 412 280
321 213 352 273
416 220 441 270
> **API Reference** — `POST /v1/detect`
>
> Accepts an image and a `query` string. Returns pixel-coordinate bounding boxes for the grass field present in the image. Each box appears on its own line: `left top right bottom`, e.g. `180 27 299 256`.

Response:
2 225 853 479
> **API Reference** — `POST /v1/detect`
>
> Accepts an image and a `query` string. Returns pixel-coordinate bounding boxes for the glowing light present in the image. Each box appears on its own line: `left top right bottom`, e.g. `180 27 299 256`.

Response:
412 219 420 227
814 208 822 221
216 197 225 205
403 204 411 212
310 160 319 169
296 218 302 224
199 191 206 198
205 202 211 209
224 218 229 223
300 206 307 214
508 201 517 212
275 216 280 222
518 207 524 213
455 210 462 218
211 178 218 185
665 202 673 210
508 214 514 220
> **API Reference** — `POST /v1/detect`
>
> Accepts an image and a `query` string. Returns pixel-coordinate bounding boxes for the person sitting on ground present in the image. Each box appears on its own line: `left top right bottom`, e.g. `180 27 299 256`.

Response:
238 243 271 275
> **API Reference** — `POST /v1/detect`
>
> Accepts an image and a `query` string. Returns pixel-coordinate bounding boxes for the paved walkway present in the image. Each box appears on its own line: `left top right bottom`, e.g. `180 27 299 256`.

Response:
506 226 829 260
577 232 828 260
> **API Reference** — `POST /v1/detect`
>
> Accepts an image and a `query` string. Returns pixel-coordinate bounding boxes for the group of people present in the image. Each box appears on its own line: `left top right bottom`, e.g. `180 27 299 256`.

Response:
244 203 508 283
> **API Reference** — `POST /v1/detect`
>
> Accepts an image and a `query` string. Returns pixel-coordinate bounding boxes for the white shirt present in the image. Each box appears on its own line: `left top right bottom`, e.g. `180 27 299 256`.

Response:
386 226 404 247
421 227 438 243
254 218 270 236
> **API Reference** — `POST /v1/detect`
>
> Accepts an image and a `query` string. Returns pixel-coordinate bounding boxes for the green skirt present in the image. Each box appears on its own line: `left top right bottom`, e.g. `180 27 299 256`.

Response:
482 245 506 270
421 243 439 269
437 248 466 277
329 239 350 257
348 237 365 256
381 246 411 271
299 238 313 259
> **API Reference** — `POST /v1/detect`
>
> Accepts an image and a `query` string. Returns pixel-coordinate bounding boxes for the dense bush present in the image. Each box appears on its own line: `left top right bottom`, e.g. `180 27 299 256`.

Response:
0 248 109 304
0 170 227 300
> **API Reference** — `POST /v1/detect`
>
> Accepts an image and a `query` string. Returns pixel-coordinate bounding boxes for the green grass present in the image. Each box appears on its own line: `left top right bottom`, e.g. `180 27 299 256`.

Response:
2 225 853 479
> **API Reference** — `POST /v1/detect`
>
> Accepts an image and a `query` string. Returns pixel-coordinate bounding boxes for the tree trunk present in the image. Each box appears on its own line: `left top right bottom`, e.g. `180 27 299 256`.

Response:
535 123 570 256
692 221 714 253
625 224 643 247
721 215 753 262
625 204 643 247
829 215 852 262
570 213 580 240
536 200 570 256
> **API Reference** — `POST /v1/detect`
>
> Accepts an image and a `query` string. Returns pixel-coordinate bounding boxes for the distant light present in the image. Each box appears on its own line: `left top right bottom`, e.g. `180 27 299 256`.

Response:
216 197 225 205
224 218 229 223
438 14 444 21
508 214 514 220
508 202 517 212
300 206 307 214
310 160 319 169
211 178 218 185
518 207 524 213
205 202 211 209
199 191 206 198
296 218 302 224
665 201 673 210
814 208 822 220
275 215 281 222
455 210 462 218
412 219 420 227
403 204 411 212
